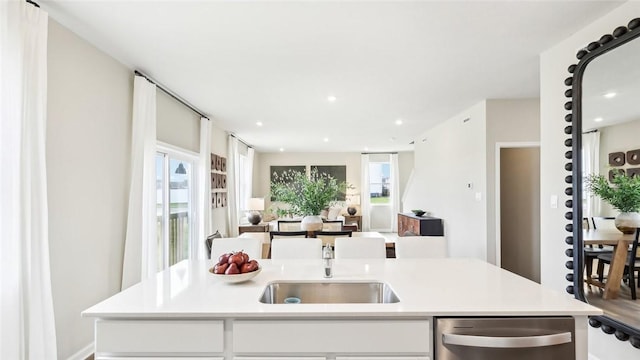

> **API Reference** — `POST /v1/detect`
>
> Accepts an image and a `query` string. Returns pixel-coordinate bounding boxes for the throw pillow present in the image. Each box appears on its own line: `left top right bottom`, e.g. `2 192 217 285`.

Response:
327 206 342 220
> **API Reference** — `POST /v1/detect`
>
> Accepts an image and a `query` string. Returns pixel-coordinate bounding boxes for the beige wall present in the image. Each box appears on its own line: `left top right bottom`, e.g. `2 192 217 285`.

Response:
47 19 229 358
253 151 413 221
485 99 540 264
540 2 640 358
210 126 228 236
254 152 362 211
404 101 488 259
156 90 200 152
500 147 540 283
47 19 132 359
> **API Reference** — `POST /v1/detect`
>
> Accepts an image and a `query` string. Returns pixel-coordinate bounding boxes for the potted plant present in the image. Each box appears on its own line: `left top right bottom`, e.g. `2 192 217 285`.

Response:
586 172 640 233
270 168 348 231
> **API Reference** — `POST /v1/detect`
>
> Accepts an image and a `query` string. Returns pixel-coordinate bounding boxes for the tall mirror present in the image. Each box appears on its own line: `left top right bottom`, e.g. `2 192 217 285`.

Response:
568 18 640 348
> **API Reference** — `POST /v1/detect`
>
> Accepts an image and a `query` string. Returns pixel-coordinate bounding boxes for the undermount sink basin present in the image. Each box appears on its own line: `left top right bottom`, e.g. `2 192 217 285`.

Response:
259 281 400 304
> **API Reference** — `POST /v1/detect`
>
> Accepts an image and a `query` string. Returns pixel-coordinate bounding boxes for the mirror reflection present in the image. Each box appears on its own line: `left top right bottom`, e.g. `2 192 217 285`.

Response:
582 36 640 330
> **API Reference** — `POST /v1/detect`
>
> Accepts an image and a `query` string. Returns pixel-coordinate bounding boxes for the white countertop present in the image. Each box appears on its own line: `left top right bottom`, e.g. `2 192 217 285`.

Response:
82 258 601 318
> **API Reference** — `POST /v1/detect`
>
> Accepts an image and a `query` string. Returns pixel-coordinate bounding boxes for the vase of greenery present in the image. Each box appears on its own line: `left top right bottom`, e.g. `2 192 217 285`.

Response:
270 168 348 231
586 172 640 234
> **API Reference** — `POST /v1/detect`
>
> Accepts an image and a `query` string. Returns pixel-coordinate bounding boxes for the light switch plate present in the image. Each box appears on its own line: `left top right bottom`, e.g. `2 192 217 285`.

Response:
550 195 558 208
475 192 482 201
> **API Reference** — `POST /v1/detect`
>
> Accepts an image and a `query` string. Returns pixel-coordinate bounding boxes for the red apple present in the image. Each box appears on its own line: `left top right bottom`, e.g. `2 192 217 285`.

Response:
241 251 250 264
217 252 232 265
228 252 246 267
240 260 259 273
240 263 253 273
213 262 228 274
225 262 240 274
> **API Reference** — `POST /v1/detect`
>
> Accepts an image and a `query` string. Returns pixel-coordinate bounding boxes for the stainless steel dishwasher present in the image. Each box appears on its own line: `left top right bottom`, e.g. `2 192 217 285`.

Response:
435 317 575 359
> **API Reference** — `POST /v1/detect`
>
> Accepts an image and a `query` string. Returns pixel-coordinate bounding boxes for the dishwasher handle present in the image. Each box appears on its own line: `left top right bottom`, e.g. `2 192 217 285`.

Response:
442 331 572 348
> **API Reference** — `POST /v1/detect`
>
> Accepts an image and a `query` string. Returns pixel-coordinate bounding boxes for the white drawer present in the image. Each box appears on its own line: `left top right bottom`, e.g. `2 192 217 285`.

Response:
233 319 430 353
95 320 224 354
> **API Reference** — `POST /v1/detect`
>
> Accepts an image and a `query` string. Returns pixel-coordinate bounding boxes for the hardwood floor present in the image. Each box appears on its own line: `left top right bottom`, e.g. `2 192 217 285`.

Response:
585 279 640 330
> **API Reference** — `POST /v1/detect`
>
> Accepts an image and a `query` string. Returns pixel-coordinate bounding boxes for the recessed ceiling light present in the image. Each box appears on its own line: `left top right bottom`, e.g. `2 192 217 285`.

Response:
395 119 403 125
594 117 604 122
327 95 337 102
256 121 263 127
323 137 329 142
604 92 617 99
364 147 369 151
279 147 284 152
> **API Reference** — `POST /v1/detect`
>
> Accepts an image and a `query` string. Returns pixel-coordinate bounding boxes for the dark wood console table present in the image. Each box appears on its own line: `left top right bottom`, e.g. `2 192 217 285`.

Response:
398 213 443 236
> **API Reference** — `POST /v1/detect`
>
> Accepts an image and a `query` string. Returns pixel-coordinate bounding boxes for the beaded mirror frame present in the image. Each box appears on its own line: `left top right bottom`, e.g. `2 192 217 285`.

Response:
564 17 640 349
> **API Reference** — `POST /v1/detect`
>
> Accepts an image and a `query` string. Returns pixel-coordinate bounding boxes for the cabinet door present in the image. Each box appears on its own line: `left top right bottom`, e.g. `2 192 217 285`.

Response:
96 320 224 354
235 357 326 360
337 357 429 360
97 357 223 360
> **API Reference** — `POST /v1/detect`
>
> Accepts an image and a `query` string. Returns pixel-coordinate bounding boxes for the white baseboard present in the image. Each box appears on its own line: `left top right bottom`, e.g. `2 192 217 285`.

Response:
67 342 93 360
589 354 601 360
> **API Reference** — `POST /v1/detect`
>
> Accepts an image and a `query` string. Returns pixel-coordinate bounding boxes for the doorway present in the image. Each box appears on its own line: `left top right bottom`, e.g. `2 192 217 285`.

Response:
496 143 540 283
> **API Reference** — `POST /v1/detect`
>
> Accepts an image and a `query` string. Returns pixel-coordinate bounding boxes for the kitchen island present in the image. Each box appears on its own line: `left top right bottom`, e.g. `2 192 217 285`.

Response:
83 258 600 359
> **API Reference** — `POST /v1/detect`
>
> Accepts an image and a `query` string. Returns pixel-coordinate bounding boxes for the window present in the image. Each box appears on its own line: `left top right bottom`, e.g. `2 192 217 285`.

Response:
369 161 391 204
156 145 198 270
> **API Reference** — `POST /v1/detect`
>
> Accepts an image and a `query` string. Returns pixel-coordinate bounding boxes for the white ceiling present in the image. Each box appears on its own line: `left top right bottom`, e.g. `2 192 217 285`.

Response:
42 0 623 153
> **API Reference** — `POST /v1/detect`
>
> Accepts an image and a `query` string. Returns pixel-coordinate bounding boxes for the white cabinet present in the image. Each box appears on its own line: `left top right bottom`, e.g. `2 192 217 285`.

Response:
337 358 429 360
97 357 223 360
233 319 430 354
234 358 325 360
93 318 431 359
95 320 224 356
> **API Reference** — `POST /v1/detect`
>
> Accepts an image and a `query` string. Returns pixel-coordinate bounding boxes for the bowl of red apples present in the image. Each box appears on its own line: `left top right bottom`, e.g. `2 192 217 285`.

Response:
209 250 261 283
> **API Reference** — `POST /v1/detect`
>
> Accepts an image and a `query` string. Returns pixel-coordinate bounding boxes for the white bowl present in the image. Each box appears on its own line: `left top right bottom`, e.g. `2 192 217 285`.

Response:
210 266 261 283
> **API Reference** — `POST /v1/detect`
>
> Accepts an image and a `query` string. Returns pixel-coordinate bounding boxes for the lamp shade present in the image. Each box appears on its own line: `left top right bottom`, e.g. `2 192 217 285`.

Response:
247 197 265 211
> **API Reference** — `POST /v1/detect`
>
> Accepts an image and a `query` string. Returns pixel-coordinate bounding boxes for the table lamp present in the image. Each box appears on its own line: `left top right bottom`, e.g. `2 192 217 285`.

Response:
247 197 265 225
347 193 360 215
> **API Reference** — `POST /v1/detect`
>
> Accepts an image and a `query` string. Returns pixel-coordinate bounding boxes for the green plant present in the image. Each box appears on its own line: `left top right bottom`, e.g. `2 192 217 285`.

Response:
270 168 348 216
586 172 640 213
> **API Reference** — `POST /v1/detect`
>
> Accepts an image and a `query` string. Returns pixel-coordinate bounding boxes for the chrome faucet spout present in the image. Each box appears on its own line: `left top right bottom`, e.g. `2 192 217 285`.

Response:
322 243 333 278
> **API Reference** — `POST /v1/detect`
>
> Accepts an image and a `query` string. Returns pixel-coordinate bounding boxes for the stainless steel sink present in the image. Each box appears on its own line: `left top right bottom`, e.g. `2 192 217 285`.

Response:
259 281 400 304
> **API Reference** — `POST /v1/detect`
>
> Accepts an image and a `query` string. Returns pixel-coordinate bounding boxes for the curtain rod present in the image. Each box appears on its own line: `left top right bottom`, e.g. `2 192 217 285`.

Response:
134 70 209 121
361 152 398 155
229 133 252 149
26 0 40 7
583 129 599 134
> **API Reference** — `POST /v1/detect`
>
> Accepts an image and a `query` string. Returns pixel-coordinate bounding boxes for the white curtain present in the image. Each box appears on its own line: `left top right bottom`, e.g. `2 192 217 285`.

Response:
197 117 211 259
227 135 240 236
360 154 371 231
0 2 57 358
247 146 255 197
122 76 157 290
582 131 601 218
390 153 400 232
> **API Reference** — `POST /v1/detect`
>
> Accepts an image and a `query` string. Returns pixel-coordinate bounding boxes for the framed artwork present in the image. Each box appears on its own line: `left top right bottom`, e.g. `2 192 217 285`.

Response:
270 165 306 200
311 165 347 201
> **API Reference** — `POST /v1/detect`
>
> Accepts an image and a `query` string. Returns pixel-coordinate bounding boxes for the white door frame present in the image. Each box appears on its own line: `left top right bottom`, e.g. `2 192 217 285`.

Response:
494 141 540 267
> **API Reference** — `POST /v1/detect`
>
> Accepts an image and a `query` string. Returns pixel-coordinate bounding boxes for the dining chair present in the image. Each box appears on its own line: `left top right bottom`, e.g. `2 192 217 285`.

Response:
584 216 614 280
322 220 343 231
271 238 322 259
210 237 263 260
314 230 353 247
334 237 386 259
277 219 302 231
596 228 640 299
592 216 617 230
394 236 448 259
268 231 309 258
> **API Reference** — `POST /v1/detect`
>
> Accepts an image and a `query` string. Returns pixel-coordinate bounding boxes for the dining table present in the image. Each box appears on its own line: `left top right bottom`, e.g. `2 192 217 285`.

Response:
583 229 635 300
239 231 394 259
